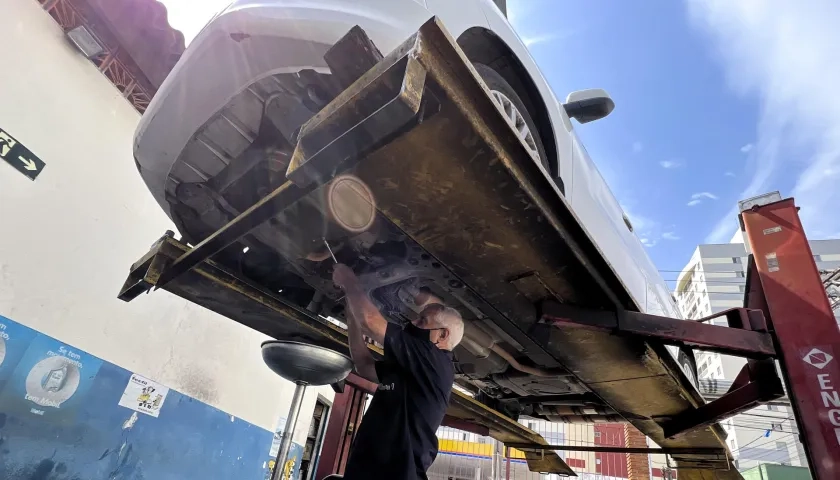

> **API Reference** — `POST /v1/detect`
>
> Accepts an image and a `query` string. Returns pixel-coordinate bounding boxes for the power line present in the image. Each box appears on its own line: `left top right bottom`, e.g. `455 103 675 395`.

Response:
733 432 795 454
737 413 794 421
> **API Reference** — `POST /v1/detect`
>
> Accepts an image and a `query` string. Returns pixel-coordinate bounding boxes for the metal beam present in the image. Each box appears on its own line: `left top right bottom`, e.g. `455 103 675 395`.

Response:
119 234 573 476
540 302 776 358
504 443 726 457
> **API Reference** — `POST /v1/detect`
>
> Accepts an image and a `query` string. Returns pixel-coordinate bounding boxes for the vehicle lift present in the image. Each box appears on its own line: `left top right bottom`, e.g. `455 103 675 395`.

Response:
118 19 840 480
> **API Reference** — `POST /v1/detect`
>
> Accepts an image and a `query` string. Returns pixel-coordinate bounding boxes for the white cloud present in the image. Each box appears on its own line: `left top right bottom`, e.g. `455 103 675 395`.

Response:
659 160 683 169
691 192 719 200
688 0 840 242
687 199 703 207
623 207 677 247
725 171 737 177
522 31 575 47
632 141 644 153
740 143 754 153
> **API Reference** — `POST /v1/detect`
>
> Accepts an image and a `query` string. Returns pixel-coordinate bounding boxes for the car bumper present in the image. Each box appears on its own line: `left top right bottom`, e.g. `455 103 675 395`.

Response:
134 0 432 217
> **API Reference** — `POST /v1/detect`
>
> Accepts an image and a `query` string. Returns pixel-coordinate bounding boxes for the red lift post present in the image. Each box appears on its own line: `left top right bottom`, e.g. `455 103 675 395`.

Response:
314 374 376 480
741 195 840 479
537 193 840 480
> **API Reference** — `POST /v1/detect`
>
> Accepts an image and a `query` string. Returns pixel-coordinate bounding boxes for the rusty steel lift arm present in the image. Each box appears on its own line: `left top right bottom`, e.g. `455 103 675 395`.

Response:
118 18 840 480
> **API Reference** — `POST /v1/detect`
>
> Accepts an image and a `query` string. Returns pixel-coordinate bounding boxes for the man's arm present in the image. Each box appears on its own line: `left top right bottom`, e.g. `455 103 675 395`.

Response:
333 264 388 383
334 265 388 343
345 304 378 383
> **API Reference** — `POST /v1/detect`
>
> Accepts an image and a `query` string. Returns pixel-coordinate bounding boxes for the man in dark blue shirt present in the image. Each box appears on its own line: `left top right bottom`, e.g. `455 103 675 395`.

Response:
332 264 463 480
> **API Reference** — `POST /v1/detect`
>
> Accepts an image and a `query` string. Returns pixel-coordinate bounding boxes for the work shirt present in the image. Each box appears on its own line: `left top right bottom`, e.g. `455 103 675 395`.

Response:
342 322 455 480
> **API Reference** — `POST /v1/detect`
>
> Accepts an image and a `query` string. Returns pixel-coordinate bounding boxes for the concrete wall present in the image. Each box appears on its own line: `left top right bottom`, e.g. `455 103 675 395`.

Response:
0 0 332 474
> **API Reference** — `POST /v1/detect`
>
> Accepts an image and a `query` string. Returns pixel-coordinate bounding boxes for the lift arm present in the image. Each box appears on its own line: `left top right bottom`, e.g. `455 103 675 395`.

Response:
121 19 746 478
120 234 574 475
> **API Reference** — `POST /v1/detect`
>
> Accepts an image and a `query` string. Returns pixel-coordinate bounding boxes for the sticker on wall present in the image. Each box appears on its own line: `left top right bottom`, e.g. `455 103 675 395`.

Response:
0 331 103 424
0 127 46 180
118 373 169 417
266 442 303 480
0 315 39 392
268 416 287 457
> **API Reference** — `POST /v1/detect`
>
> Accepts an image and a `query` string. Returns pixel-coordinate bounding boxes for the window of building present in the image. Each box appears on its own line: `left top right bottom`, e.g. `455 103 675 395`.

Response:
814 255 822 262
776 441 787 450
738 285 746 292
735 271 745 278
462 433 469 441
717 367 723 377
767 404 778 411
771 423 784 432
732 257 742 264
594 432 601 439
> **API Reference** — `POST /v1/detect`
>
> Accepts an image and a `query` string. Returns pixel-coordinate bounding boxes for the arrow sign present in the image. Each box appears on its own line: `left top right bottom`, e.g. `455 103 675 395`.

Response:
19 157 38 171
0 127 46 180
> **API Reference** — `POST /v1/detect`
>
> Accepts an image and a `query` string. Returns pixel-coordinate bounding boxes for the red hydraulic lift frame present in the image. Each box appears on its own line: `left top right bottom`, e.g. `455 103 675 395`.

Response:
538 193 840 479
740 195 840 479
314 374 376 480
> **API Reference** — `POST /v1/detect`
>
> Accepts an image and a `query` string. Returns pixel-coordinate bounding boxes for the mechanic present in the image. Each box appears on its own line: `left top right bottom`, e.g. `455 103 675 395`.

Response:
331 263 464 480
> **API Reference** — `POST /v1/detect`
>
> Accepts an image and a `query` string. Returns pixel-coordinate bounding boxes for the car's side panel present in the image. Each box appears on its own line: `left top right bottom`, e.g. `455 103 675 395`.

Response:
569 133 648 309
425 0 488 44
475 0 575 201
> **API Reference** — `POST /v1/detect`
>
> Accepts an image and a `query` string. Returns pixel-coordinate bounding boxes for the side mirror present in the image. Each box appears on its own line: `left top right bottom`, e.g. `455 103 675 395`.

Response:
563 89 615 124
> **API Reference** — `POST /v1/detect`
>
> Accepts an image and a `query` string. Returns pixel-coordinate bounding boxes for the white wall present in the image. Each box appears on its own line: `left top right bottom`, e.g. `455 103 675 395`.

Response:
0 0 331 440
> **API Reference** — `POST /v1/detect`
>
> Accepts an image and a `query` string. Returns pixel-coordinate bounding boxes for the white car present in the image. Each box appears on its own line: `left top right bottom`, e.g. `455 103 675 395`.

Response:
134 0 696 419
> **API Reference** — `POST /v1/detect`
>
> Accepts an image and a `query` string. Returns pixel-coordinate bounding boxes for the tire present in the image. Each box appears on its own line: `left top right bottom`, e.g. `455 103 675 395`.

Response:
472 63 549 172
678 349 699 388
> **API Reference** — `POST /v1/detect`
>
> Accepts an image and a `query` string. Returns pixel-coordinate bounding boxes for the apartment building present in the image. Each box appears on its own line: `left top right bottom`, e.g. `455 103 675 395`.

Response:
673 233 840 470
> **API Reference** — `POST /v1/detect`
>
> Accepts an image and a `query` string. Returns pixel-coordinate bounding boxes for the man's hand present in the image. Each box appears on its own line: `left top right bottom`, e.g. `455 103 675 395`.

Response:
333 263 360 291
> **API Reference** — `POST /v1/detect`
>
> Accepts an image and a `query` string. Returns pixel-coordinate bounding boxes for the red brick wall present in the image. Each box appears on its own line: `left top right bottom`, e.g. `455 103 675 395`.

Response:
624 424 651 480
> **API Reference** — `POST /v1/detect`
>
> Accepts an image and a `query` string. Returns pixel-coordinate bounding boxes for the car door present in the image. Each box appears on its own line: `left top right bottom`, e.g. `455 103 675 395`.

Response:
568 131 648 310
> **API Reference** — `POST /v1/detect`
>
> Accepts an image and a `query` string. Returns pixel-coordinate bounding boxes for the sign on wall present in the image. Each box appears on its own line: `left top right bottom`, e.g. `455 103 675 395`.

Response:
0 317 103 424
0 127 46 180
118 373 170 417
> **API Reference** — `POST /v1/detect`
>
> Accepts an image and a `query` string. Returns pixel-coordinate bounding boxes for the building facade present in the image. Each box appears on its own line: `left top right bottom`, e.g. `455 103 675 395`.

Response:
674 233 840 470
0 2 331 478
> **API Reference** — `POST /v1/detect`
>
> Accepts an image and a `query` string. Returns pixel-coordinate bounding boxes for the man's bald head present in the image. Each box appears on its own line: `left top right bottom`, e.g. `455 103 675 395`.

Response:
415 303 464 351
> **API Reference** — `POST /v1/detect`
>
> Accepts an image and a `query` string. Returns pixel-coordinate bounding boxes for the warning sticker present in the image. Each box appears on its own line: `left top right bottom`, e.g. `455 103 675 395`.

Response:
118 373 169 418
765 252 780 272
763 226 782 235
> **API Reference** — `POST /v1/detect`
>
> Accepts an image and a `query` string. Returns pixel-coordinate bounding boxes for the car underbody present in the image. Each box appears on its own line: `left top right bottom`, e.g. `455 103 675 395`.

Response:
157 63 623 422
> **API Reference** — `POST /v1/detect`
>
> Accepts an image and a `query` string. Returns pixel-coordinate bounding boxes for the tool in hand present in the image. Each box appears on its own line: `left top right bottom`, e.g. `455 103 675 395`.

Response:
323 237 338 264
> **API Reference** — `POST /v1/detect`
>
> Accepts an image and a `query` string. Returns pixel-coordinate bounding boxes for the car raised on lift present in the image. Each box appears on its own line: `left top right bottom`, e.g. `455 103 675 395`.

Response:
133 0 697 421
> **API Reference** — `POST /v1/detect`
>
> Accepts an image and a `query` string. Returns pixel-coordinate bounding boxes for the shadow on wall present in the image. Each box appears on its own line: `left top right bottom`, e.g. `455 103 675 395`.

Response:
0 315 273 480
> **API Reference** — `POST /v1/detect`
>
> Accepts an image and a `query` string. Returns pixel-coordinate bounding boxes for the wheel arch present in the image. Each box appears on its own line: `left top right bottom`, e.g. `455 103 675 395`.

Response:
457 27 559 182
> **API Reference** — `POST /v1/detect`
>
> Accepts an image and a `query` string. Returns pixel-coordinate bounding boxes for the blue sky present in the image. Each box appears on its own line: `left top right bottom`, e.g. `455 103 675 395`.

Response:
160 0 840 277
508 0 840 274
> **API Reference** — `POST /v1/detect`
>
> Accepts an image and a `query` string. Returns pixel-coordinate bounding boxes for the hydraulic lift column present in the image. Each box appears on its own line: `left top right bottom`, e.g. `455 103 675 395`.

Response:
740 194 840 479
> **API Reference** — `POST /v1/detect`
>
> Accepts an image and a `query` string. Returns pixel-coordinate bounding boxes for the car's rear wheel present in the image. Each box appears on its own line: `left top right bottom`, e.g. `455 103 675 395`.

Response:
678 349 699 387
472 63 549 171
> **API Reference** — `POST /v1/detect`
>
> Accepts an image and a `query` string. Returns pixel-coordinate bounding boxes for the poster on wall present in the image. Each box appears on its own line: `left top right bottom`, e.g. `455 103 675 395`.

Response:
0 329 103 424
266 415 303 479
266 442 303 480
118 373 170 417
268 416 287 457
0 315 39 392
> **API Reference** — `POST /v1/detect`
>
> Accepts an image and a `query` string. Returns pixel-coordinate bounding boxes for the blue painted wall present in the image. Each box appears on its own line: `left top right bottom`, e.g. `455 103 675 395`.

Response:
0 315 277 480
